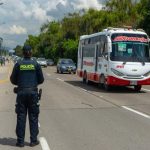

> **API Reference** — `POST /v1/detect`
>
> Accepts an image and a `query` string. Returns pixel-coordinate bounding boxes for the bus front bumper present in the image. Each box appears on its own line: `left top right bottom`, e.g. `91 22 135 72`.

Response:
107 76 150 86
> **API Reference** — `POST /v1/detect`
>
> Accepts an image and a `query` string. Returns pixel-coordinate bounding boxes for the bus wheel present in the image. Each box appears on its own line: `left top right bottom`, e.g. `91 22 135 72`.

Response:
85 76 90 85
83 72 90 84
134 85 142 92
85 74 90 84
104 79 111 91
98 76 104 88
83 72 87 84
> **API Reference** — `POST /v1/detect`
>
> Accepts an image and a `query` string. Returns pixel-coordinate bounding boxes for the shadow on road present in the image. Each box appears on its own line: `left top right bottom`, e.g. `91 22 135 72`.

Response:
0 137 29 147
65 80 146 94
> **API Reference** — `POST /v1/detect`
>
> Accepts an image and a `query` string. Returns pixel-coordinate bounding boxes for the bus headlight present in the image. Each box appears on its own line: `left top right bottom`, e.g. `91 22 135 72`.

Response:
111 68 124 77
143 71 150 77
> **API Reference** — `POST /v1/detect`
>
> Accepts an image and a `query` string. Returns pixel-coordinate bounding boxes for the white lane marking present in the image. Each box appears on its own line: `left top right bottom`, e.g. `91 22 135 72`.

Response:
142 88 150 92
82 89 88 92
122 106 150 119
46 73 51 76
56 78 64 82
39 137 50 150
78 87 88 92
38 122 40 128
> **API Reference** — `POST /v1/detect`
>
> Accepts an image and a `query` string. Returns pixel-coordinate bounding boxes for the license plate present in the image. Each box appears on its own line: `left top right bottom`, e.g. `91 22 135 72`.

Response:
68 69 71 71
130 81 137 85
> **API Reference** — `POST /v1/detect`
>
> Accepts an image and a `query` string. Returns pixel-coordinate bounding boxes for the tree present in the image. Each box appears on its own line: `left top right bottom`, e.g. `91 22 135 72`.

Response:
14 45 23 56
106 0 138 26
25 35 40 56
62 39 78 63
21 0 148 62
137 0 150 35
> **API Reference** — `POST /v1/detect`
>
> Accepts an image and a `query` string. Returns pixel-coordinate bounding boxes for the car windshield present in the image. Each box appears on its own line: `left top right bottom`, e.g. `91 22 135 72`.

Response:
32 57 37 60
110 33 150 62
38 58 46 61
47 59 53 62
61 59 74 64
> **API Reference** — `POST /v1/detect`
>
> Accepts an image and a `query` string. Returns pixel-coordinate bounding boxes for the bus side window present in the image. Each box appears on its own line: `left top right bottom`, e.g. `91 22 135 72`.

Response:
97 45 102 57
99 36 104 56
102 41 108 56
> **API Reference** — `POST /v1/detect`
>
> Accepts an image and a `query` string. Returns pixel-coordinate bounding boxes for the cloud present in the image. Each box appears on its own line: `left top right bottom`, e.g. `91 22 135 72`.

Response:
71 0 103 10
9 25 27 35
21 2 51 22
0 0 105 48
46 0 104 20
31 3 47 22
2 34 28 48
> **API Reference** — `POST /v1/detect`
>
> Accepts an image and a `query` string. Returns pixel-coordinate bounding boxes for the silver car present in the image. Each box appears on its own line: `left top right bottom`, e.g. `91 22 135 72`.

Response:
37 58 47 67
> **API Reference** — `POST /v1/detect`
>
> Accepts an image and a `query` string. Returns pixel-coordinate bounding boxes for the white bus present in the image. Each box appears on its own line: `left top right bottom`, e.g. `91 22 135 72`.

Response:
77 27 150 91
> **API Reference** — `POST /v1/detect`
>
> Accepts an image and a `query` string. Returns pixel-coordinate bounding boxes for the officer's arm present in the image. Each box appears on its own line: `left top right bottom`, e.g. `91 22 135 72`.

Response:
36 64 44 84
10 63 19 85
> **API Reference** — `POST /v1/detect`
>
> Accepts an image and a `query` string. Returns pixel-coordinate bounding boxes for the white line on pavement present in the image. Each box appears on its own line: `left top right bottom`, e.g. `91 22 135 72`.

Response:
56 78 64 82
38 122 40 128
78 87 88 92
39 137 51 150
142 88 150 92
122 106 150 119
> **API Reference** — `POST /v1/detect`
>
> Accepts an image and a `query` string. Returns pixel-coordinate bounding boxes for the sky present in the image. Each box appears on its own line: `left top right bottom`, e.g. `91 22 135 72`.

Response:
0 0 105 49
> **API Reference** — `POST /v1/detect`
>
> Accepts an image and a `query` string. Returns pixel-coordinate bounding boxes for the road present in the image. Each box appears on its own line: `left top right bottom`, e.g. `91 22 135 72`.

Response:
0 62 150 150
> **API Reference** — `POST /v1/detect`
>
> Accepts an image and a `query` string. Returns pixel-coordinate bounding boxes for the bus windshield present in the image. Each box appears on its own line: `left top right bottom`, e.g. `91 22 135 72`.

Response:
110 33 150 62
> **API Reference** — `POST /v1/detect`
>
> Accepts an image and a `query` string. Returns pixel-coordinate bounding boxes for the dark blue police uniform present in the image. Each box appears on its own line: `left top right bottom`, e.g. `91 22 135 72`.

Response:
10 47 44 147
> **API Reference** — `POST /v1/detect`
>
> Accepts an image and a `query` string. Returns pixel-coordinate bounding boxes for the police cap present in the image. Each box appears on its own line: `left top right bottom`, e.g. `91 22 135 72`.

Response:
23 45 32 52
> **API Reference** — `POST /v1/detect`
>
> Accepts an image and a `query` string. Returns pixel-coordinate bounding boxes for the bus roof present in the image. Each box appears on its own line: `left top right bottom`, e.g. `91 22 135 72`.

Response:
80 27 148 40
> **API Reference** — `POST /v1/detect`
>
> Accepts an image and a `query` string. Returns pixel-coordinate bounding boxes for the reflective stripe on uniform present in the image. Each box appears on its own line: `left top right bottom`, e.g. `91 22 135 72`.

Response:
20 64 35 70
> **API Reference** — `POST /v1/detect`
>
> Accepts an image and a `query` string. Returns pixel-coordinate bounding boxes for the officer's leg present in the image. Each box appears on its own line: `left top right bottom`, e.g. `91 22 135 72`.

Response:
28 92 39 143
15 92 27 144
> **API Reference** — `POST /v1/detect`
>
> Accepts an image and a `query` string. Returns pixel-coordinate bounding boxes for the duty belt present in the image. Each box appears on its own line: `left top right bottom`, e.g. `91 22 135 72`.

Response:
18 87 38 92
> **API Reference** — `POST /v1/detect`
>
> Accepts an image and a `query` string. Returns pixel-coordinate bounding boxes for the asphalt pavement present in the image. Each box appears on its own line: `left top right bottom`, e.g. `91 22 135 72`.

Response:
0 63 150 150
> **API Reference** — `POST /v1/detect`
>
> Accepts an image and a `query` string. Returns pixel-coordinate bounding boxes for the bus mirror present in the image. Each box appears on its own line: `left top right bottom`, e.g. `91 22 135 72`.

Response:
107 36 111 43
102 53 108 60
105 54 108 60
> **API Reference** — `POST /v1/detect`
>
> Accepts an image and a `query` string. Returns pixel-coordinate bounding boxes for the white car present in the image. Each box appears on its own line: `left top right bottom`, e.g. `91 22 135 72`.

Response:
37 58 47 67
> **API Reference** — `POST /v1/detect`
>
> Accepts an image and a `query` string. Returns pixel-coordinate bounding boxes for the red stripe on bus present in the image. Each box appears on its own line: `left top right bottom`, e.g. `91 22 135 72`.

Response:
83 61 94 66
107 76 150 86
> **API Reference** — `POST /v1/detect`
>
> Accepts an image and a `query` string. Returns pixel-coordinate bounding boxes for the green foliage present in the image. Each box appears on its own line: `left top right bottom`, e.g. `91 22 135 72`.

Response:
25 35 40 56
137 0 150 35
14 45 23 56
14 0 150 62
62 39 78 63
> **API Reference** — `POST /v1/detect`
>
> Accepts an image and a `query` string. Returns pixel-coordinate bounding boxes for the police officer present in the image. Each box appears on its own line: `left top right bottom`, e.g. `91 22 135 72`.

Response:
10 45 44 147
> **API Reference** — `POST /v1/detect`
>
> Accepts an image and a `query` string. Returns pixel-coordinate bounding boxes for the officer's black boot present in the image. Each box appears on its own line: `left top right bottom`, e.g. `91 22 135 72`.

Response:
16 142 24 147
30 140 40 147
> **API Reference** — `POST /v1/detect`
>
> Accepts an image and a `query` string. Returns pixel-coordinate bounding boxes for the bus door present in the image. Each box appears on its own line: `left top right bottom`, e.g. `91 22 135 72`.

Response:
95 44 99 72
99 37 109 75
81 46 84 70
78 41 84 70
